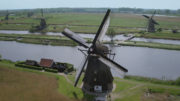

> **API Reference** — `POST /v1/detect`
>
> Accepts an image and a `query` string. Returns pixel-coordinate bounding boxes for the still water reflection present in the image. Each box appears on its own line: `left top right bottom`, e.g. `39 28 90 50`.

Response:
0 41 180 80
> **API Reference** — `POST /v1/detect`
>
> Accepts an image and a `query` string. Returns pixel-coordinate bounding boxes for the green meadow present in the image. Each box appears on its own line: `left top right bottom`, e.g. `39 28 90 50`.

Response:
1 13 180 33
0 60 180 101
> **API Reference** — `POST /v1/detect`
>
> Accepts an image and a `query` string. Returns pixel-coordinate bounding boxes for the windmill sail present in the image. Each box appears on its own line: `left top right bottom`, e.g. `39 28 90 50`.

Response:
96 16 110 42
74 55 89 87
151 11 156 18
98 56 128 77
41 9 44 17
152 19 159 25
62 28 89 48
92 9 111 47
142 15 150 19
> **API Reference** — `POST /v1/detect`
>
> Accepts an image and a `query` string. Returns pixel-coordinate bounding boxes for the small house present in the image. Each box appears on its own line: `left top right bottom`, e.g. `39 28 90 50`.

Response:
39 58 55 68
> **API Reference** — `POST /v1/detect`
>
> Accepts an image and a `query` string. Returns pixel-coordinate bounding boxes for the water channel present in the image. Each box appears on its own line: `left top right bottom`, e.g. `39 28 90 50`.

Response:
0 41 180 80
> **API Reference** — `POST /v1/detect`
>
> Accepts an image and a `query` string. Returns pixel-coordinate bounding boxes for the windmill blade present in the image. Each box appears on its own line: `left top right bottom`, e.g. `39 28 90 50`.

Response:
142 15 150 19
62 28 89 48
92 9 111 47
74 55 89 87
151 11 156 19
96 16 110 42
98 55 128 78
152 19 159 25
41 9 44 17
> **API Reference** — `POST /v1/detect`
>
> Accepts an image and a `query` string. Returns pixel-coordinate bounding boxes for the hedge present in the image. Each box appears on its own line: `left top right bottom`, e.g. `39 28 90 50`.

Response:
15 63 43 70
44 68 58 73
56 62 75 73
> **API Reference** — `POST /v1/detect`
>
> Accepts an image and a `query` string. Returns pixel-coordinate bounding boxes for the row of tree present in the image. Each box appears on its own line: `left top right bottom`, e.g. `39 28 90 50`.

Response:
0 8 180 16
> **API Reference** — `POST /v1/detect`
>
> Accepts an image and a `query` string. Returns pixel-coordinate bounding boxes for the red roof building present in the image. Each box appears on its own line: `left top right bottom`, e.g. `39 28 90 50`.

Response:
39 58 54 68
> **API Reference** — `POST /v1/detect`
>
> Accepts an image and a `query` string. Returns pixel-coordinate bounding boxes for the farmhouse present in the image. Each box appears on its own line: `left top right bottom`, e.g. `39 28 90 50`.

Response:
39 58 55 68
23 58 74 73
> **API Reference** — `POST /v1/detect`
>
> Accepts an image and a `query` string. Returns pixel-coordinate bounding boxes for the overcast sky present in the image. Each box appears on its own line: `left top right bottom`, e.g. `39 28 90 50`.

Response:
0 0 180 10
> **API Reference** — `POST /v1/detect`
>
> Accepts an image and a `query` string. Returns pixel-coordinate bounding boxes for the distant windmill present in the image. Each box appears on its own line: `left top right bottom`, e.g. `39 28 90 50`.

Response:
29 9 47 32
143 11 159 32
4 11 9 20
39 9 46 29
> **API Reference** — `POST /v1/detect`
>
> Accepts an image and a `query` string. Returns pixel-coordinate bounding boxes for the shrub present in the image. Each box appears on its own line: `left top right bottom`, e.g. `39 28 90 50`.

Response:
175 77 180 86
44 68 58 73
157 28 162 32
139 31 145 34
15 61 25 64
64 63 75 73
15 63 43 70
172 29 178 33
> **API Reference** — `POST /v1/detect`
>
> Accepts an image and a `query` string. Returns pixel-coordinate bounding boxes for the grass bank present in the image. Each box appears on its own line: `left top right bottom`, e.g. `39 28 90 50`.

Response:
136 32 180 40
1 33 180 51
118 41 180 50
0 33 78 46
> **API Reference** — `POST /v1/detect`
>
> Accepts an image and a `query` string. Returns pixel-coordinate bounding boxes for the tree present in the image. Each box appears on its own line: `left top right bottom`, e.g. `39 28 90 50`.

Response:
175 77 180 86
108 28 116 43
177 9 180 14
0 54 2 60
165 9 170 14
27 12 34 17
4 14 9 20
40 18 46 29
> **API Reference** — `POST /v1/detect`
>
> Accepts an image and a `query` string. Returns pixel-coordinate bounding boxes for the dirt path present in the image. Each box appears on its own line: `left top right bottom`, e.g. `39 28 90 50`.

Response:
112 83 116 92
111 83 144 101
58 73 73 85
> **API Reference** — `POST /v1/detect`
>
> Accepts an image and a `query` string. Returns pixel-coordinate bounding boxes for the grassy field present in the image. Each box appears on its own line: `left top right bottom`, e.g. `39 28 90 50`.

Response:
1 13 180 33
113 78 180 101
0 60 180 101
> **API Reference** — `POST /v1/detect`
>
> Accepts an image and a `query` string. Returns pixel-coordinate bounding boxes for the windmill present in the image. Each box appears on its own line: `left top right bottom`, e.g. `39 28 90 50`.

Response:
39 9 46 30
29 9 47 32
4 10 9 20
62 9 128 101
143 11 159 32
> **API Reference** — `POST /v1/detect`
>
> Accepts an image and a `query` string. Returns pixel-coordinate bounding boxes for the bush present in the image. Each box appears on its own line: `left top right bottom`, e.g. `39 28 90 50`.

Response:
15 61 25 64
172 29 178 33
157 28 162 32
64 63 75 73
44 68 58 73
15 63 43 70
139 31 145 34
175 77 180 86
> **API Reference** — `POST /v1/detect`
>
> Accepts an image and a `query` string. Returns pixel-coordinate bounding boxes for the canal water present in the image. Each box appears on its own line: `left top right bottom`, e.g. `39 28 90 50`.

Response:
0 41 180 80
1 30 180 45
